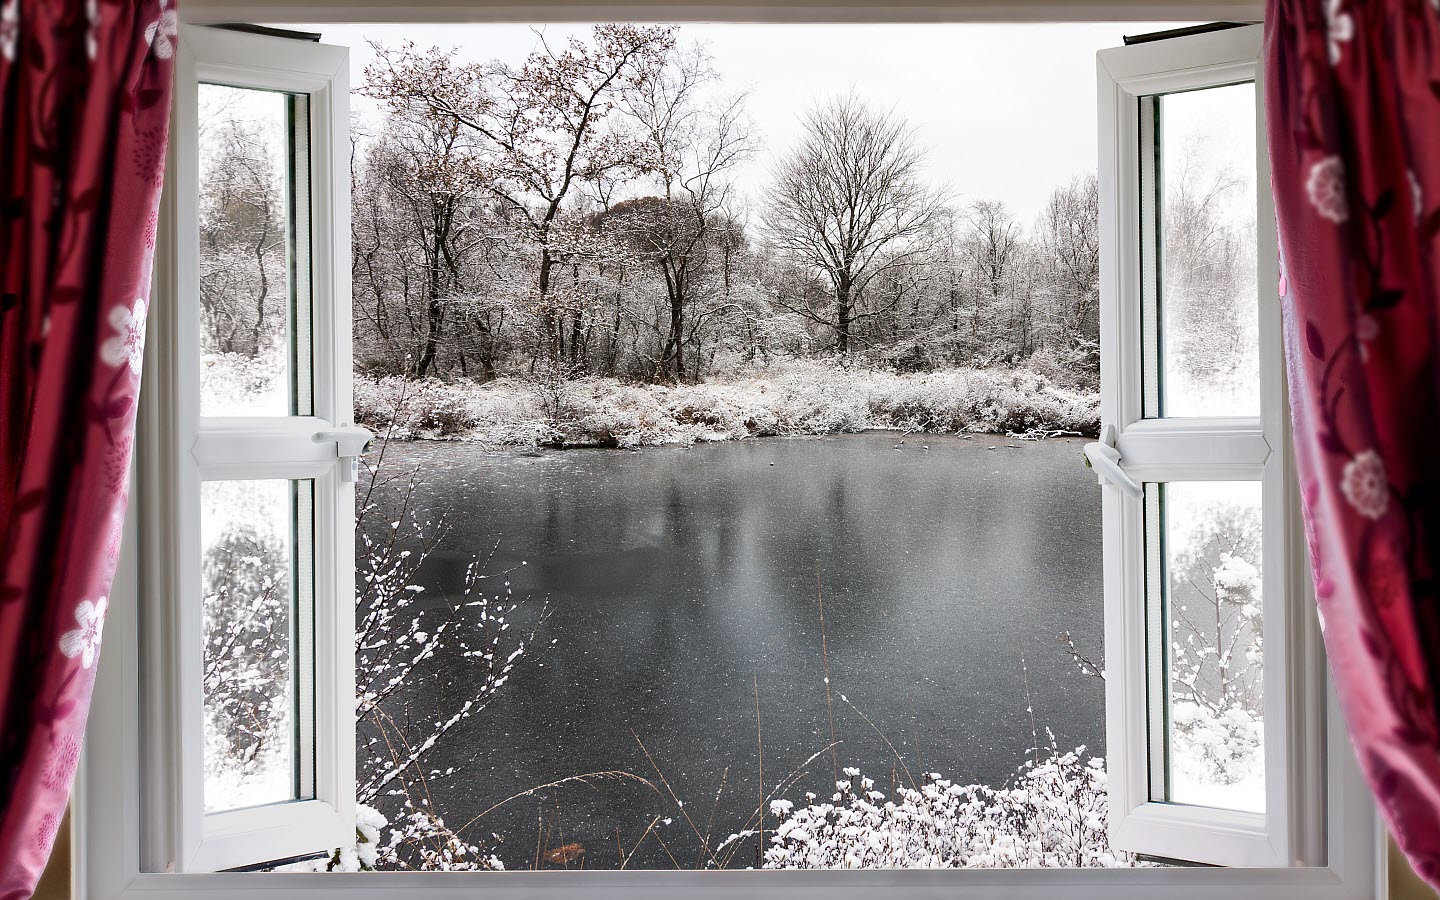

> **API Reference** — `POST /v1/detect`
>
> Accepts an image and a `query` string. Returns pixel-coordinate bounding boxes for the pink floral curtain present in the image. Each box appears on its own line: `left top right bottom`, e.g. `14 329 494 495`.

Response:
0 1 175 896
1265 0 1440 887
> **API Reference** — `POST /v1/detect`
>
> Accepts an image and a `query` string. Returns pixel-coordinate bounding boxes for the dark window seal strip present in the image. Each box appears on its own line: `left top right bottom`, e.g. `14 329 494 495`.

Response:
1123 22 1254 45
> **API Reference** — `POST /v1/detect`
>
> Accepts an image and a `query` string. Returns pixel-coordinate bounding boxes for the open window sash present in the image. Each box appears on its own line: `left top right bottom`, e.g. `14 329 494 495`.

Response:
139 25 358 873
1095 24 1325 869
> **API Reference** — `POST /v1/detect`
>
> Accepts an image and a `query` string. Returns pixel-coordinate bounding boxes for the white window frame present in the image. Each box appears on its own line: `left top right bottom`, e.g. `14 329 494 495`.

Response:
99 23 358 877
76 6 1381 900
1095 24 1321 868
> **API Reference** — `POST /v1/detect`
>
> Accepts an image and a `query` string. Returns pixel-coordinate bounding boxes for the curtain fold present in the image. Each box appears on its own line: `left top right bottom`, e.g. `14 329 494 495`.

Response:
0 1 174 896
1265 0 1440 887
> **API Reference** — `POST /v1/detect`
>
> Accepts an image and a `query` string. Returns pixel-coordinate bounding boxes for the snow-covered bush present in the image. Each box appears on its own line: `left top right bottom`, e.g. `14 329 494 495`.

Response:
351 361 1100 450
465 378 555 448
866 368 1098 436
564 378 673 448
665 384 753 436
354 376 479 438
1023 345 1099 394
1170 700 1263 798
200 350 288 415
768 361 873 434
745 748 1129 869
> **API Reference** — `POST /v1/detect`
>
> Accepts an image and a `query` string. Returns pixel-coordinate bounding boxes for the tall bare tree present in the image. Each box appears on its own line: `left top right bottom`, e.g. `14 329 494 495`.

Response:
363 25 677 362
616 46 753 380
352 109 503 378
959 200 1023 363
198 110 285 358
1034 174 1100 372
763 94 948 354
1163 141 1255 397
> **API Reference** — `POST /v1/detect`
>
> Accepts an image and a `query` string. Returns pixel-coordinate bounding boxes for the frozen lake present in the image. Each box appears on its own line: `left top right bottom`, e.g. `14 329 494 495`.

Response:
362 432 1105 869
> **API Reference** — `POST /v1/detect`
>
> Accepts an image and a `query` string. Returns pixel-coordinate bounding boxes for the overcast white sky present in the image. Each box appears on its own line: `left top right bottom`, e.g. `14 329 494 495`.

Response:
296 23 1193 226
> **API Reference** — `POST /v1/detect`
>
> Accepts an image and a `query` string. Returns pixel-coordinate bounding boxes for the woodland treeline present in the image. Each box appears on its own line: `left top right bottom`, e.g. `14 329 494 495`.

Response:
199 24 1253 395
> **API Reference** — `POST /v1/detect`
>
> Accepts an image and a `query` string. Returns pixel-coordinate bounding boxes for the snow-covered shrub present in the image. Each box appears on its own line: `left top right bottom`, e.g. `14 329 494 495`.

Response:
354 376 478 438
464 378 553 448
763 361 871 434
665 384 752 436
564 378 674 447
750 749 1129 870
1024 345 1099 394
382 807 506 872
353 361 1099 449
1170 700 1263 796
287 802 508 873
360 362 1099 449
866 368 1097 436
200 350 287 414
521 356 583 425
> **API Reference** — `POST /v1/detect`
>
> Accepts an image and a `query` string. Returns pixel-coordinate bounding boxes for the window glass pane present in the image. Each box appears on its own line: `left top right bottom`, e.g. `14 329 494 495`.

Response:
198 83 313 417
1144 83 1258 418
202 478 316 813
1149 481 1264 812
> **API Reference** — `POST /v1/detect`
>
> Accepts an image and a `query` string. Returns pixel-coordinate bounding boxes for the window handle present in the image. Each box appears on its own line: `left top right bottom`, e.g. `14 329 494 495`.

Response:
312 425 374 483
1084 424 1143 500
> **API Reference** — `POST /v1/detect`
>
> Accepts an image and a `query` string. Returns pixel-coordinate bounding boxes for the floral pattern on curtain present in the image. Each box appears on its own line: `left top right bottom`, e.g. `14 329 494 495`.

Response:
1265 0 1440 887
0 1 174 896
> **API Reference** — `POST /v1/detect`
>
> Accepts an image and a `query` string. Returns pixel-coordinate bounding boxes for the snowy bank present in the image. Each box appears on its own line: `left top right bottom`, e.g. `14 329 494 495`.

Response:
353 361 1100 449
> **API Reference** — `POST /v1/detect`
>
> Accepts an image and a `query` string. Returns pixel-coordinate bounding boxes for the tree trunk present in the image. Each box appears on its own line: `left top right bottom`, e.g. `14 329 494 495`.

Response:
663 294 684 381
415 198 449 378
659 264 685 382
249 206 272 356
475 315 496 382
537 247 560 361
608 273 624 376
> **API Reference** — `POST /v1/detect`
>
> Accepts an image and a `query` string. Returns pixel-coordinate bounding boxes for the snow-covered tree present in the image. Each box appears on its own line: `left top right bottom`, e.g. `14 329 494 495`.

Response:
363 26 678 363
198 104 286 359
1166 495 1265 792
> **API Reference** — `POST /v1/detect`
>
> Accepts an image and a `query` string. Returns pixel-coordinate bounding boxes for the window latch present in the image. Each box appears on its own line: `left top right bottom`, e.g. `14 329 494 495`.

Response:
312 425 375 483
1083 424 1143 500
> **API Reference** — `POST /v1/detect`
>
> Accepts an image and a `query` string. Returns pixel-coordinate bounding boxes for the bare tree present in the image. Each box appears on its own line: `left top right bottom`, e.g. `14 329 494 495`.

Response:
960 200 1023 363
1034 174 1100 373
363 26 677 363
763 94 948 354
198 110 285 358
617 45 754 381
352 110 503 378
1164 142 1255 397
